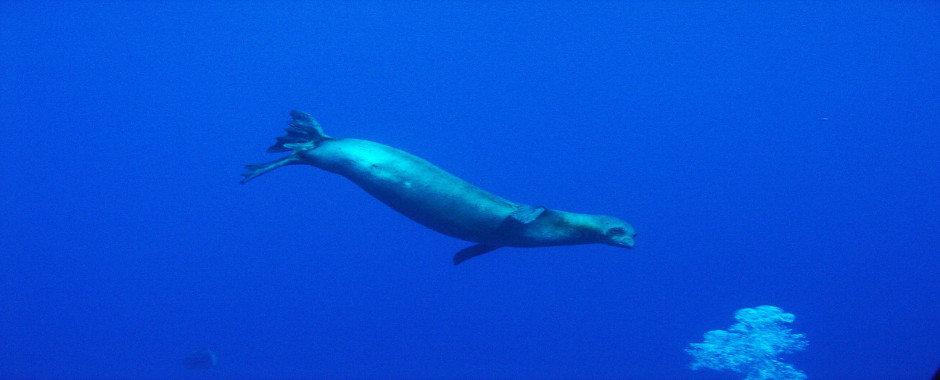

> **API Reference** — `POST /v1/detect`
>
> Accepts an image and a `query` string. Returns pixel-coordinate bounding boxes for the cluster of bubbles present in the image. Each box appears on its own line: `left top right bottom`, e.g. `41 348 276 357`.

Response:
687 305 808 380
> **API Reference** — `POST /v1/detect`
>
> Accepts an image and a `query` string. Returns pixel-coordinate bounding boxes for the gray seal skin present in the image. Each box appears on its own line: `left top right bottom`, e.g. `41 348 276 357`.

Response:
241 110 636 265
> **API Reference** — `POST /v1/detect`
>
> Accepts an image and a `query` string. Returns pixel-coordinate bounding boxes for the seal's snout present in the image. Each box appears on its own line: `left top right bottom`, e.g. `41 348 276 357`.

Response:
604 224 636 248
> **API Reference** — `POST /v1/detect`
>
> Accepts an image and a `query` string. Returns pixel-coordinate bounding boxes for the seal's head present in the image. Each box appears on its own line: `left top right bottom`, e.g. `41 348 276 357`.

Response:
596 215 636 248
553 211 636 248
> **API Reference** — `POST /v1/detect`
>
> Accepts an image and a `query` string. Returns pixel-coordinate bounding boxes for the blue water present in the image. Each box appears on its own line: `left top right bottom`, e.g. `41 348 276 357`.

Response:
2 2 938 379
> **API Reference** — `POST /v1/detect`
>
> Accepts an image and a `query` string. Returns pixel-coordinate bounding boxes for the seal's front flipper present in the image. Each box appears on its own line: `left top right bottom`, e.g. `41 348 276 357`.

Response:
509 205 546 224
453 244 501 265
240 155 301 184
452 207 543 264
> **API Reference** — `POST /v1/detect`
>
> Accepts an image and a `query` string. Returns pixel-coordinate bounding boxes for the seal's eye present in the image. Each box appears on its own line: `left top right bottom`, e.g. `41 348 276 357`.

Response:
606 227 625 237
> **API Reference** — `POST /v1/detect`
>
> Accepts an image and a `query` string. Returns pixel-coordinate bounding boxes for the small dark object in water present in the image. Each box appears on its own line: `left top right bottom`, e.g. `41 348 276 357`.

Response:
183 349 217 370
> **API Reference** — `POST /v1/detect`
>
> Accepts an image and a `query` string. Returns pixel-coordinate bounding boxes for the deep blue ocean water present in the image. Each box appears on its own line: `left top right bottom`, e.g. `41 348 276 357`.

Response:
2 2 938 379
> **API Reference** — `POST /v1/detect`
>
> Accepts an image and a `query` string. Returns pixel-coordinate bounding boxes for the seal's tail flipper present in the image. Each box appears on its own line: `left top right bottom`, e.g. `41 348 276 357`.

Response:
240 156 301 184
266 110 331 153
241 110 332 184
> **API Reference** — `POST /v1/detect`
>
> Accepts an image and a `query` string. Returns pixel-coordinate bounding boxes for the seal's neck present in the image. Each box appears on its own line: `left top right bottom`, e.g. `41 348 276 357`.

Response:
524 209 604 246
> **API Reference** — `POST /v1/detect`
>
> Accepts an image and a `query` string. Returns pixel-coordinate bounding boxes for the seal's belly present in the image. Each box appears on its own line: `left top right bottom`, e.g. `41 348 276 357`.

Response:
304 139 518 243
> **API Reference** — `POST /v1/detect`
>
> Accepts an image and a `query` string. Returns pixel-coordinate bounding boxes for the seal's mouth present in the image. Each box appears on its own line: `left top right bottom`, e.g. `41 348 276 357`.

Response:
611 235 635 248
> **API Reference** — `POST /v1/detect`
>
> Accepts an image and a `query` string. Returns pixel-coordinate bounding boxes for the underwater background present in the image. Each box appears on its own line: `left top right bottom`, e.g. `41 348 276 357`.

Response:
2 2 938 379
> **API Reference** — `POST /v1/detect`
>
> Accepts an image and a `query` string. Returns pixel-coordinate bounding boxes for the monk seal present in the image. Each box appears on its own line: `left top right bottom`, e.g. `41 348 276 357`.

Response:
241 110 636 265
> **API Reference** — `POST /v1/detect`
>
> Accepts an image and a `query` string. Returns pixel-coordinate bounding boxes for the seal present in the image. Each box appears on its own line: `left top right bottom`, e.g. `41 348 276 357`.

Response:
241 110 636 265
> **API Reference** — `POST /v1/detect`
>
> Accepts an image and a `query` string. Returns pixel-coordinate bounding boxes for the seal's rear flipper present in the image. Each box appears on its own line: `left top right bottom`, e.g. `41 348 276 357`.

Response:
267 110 331 152
453 244 501 265
242 110 332 184
240 156 301 184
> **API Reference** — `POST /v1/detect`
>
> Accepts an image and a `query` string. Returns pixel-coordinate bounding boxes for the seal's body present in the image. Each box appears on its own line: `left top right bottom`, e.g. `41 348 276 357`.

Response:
241 110 635 264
